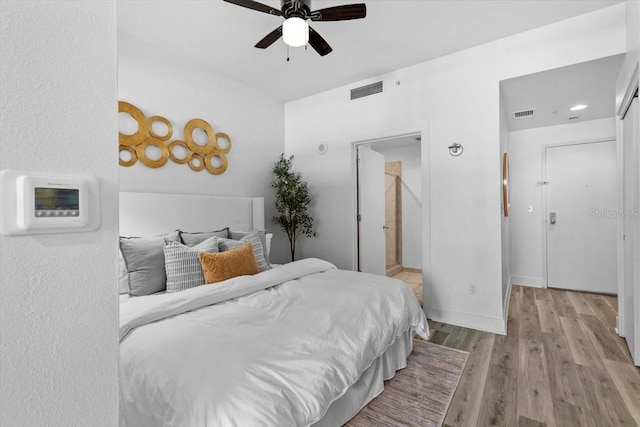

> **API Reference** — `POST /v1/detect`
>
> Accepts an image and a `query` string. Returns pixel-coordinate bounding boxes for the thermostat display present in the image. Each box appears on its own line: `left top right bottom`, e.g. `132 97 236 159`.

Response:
34 188 80 217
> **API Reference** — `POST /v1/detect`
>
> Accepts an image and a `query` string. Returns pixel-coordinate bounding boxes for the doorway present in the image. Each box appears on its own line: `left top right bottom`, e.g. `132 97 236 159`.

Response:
355 134 423 304
542 139 618 294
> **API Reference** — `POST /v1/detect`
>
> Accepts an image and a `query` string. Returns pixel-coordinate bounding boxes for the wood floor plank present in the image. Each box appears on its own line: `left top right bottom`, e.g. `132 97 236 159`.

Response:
517 415 547 427
576 364 637 426
508 286 522 336
567 291 597 316
553 400 597 427
535 300 562 335
517 339 556 427
443 331 494 427
603 359 640 425
519 288 542 341
583 294 618 330
559 316 605 369
579 314 632 363
429 330 449 346
550 290 578 318
477 335 519 427
541 332 589 409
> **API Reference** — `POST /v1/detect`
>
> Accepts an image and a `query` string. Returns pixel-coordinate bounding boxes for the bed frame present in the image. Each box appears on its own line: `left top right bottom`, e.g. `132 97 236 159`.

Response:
119 192 265 238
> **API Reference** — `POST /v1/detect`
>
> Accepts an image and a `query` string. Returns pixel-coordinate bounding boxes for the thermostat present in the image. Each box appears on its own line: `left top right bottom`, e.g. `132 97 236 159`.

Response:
1 170 100 236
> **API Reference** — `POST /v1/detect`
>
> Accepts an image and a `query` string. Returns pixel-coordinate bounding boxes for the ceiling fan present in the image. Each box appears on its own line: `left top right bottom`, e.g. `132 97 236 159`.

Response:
223 0 367 56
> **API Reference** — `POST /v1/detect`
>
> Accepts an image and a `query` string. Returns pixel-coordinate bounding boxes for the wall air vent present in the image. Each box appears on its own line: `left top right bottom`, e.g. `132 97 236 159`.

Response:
350 81 383 100
513 109 535 119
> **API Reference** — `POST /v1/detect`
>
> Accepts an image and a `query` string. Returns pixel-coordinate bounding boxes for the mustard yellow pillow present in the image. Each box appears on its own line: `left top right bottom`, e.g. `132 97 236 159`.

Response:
199 243 260 284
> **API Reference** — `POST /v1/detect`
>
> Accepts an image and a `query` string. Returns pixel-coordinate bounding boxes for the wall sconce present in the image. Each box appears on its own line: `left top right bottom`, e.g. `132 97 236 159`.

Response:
448 143 463 157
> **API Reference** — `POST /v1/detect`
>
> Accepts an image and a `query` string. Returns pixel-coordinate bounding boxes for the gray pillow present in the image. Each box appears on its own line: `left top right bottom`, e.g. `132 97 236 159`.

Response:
164 236 219 293
219 232 271 272
229 230 270 264
180 227 229 247
118 250 129 294
120 231 180 296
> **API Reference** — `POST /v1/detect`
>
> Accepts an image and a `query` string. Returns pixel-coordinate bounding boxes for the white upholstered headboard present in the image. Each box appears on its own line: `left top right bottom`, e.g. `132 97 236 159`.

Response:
119 192 265 238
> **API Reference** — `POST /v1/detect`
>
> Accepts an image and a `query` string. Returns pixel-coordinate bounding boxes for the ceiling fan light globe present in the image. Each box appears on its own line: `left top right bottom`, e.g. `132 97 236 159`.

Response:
283 17 309 47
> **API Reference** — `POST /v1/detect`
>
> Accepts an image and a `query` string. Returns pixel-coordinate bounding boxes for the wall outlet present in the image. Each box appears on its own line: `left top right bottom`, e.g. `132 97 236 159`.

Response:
467 284 477 295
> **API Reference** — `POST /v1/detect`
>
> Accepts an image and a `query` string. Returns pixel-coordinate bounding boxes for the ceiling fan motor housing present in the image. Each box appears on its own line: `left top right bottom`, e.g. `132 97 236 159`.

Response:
281 0 312 18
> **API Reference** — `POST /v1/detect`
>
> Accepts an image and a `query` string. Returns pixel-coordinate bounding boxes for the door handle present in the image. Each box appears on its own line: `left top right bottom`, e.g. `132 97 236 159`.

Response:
550 212 556 225
382 225 389 230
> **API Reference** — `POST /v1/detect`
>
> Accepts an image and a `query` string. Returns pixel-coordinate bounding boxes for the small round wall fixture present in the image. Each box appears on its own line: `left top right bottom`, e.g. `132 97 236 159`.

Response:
317 142 328 155
448 143 463 157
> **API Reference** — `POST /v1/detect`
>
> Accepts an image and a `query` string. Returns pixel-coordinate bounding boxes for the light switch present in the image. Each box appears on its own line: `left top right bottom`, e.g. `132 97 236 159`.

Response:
528 205 533 213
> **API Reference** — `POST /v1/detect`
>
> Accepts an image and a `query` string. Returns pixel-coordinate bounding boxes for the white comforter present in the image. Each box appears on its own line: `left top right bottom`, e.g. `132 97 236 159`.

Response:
119 258 428 427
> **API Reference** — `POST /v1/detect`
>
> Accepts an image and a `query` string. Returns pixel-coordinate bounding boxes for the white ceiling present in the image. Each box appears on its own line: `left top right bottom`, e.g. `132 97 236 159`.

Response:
117 0 621 102
501 54 625 132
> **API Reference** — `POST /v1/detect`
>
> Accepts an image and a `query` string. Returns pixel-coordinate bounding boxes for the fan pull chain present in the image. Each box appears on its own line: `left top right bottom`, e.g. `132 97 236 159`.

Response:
286 45 290 62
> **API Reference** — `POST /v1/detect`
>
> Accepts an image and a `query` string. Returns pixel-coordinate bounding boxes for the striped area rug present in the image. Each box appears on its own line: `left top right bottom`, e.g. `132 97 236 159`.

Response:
346 339 469 427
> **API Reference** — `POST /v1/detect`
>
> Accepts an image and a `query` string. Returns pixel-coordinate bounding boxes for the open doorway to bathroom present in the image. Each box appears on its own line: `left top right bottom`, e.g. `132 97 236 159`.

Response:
355 133 423 305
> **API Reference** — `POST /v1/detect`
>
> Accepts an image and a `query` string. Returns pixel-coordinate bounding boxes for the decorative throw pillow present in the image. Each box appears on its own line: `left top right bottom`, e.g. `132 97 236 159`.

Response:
180 227 229 247
119 230 180 296
118 250 129 294
219 232 271 272
229 230 270 263
199 243 260 284
164 236 219 293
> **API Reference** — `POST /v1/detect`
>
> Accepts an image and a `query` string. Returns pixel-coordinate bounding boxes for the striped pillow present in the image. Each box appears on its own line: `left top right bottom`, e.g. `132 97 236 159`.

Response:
218 232 271 272
164 236 219 293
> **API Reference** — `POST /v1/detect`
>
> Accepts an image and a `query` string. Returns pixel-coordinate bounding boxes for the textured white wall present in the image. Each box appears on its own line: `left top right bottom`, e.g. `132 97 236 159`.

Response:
374 144 422 269
508 118 617 287
284 5 625 334
117 31 287 262
0 2 119 425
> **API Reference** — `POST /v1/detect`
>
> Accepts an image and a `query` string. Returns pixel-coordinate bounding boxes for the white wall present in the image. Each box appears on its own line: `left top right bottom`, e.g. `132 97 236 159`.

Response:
500 93 511 309
117 32 287 262
508 118 617 287
0 2 119 425
284 5 625 334
374 144 422 269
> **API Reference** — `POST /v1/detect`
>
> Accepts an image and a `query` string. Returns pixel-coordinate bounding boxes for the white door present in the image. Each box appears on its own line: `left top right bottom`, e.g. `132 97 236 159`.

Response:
622 97 639 364
358 146 386 275
545 140 618 293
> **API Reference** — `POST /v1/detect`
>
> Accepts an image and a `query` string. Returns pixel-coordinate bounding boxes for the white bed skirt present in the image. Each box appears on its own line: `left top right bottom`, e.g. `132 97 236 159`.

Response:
312 329 414 427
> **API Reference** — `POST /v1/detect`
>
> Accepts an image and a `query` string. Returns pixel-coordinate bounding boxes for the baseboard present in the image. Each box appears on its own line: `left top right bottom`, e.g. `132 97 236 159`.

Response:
428 308 506 336
511 275 544 288
402 267 422 274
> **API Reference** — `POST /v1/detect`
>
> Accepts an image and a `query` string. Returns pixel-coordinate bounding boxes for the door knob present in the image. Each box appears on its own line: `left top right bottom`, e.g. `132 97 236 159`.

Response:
550 212 556 224
382 225 389 230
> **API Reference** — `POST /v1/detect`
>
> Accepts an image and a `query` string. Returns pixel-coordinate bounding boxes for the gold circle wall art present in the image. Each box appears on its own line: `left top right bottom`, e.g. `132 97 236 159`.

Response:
117 101 232 175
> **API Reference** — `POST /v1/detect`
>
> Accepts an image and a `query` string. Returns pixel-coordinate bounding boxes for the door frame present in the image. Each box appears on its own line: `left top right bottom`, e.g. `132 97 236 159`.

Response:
350 130 431 312
540 137 616 288
616 66 639 339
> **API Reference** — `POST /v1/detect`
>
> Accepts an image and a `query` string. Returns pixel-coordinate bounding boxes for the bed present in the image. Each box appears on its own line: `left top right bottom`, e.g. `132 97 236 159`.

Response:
119 192 428 427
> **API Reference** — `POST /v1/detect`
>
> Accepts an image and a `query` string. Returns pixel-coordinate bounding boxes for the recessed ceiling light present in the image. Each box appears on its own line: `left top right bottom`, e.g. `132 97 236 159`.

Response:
570 104 588 111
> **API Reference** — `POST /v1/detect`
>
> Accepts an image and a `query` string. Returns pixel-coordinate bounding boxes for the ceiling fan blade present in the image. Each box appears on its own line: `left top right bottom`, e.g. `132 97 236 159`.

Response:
255 26 283 49
311 4 366 21
223 0 282 16
308 27 332 56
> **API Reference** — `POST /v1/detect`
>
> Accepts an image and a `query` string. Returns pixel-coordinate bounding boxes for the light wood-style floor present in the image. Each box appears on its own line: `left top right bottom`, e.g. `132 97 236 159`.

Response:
426 285 640 427
392 270 422 306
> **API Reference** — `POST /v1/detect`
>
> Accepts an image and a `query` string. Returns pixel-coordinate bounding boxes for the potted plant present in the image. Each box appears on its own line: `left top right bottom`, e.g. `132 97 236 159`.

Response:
272 154 317 261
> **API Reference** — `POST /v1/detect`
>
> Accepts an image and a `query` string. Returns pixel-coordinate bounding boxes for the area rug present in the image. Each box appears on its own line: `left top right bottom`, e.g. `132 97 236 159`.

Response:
345 339 469 427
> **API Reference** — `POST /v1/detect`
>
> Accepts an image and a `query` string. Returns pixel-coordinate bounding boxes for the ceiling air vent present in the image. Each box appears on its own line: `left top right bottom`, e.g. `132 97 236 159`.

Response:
513 109 535 119
351 81 383 100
